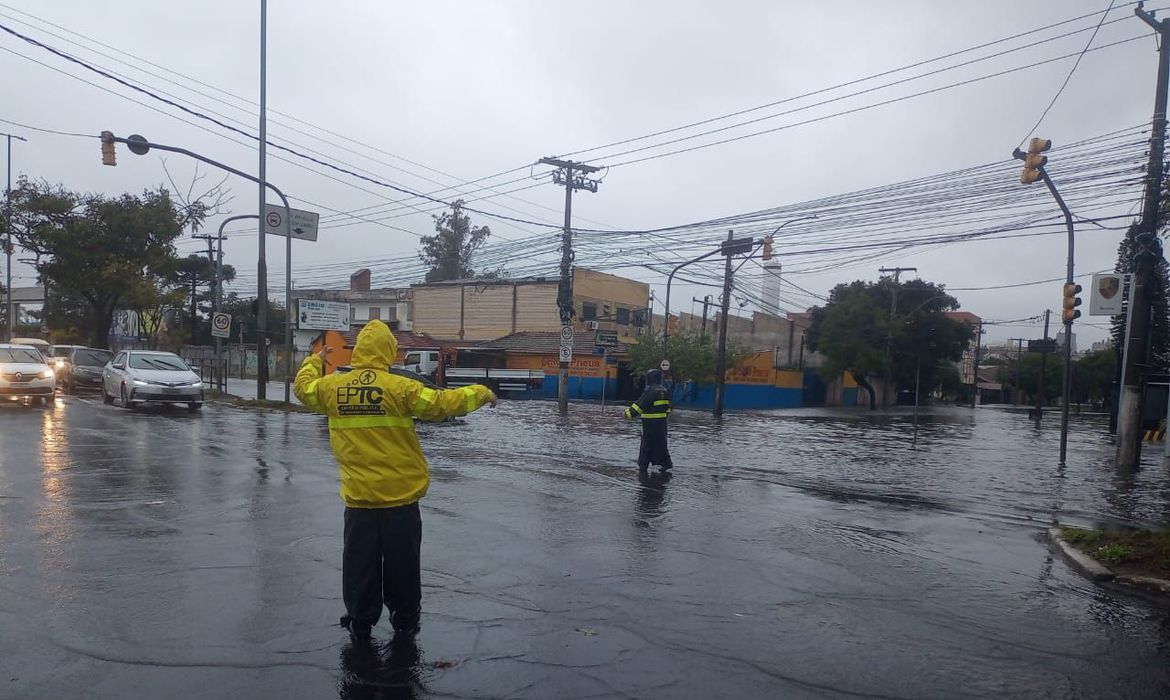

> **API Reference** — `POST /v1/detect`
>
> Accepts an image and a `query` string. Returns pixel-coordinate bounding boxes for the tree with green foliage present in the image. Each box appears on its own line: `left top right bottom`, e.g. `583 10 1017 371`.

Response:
806 278 974 409
997 352 1062 406
629 331 745 390
1071 349 1118 407
7 179 197 348
220 293 286 346
419 200 492 282
1111 224 1170 374
170 254 236 344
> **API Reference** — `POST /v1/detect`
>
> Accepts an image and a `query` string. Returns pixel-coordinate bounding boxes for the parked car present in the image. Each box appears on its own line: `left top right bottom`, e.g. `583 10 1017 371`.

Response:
59 347 114 393
0 343 55 407
47 344 86 378
102 350 204 410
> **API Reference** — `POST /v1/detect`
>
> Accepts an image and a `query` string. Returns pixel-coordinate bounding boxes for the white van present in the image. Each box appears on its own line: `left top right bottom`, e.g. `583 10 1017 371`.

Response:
397 351 441 379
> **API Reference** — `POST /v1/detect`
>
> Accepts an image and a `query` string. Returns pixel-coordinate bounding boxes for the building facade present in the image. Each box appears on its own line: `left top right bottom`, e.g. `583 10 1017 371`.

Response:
410 267 649 342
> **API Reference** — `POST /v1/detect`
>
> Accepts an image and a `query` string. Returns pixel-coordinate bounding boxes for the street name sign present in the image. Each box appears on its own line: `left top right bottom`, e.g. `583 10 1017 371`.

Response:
264 205 320 242
595 330 619 347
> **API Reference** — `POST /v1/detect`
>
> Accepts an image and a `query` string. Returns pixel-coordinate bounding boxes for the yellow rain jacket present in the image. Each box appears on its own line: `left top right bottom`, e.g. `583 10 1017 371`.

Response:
295 320 494 508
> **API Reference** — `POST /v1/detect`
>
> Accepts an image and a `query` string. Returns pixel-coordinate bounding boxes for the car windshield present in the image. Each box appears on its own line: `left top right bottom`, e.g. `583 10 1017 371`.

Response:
0 348 46 364
52 347 75 357
75 350 113 367
128 354 189 371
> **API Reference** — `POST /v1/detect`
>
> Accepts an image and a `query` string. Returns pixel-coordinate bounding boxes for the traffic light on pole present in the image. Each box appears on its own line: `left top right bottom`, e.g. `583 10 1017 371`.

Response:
1019 137 1051 185
762 235 774 261
1062 282 1082 323
100 130 116 166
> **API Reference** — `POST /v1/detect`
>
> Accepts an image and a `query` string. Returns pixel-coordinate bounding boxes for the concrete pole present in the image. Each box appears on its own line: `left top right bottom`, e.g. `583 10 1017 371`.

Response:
256 0 269 400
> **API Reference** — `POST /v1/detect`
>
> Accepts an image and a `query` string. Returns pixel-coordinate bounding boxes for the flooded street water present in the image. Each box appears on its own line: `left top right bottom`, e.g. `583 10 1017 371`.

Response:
1 396 1168 698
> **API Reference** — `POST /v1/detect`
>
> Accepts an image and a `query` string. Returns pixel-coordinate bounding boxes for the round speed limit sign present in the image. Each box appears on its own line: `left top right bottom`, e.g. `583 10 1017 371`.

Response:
560 325 574 342
211 312 232 337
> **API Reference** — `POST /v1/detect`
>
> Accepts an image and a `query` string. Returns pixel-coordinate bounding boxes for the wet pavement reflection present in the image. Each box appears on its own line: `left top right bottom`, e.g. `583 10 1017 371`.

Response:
1 395 1168 698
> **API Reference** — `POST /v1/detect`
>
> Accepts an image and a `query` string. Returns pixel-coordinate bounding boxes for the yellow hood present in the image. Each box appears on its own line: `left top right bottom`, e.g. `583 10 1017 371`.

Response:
350 319 398 369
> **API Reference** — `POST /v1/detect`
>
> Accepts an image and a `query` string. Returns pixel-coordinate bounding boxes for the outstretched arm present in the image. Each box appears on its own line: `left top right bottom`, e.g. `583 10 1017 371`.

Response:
411 382 496 422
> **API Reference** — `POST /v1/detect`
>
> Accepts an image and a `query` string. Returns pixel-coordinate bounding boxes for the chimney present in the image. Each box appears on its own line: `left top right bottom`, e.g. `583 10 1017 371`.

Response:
350 268 371 291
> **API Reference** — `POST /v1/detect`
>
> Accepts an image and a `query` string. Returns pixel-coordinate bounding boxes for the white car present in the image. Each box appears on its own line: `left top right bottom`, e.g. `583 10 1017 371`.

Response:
0 343 56 407
102 350 204 411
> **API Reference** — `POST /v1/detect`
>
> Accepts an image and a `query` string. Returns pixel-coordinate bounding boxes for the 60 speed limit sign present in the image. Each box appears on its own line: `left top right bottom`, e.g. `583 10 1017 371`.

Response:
211 312 232 339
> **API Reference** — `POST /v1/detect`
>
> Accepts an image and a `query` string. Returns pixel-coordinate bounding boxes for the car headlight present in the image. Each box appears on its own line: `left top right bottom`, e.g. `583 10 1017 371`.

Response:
187 381 204 388
40 369 54 379
55 360 65 369
132 379 149 386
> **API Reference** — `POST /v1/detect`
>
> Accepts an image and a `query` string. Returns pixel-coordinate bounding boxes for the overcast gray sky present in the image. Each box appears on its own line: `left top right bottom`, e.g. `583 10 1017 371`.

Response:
0 0 1159 345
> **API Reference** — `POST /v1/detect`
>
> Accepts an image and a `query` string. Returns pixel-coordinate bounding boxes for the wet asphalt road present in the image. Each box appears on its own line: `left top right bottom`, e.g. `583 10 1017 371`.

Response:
1 394 1169 699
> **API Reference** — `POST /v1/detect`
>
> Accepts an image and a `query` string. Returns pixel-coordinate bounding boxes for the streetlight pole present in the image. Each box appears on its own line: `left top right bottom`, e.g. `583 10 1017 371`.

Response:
3 132 26 342
216 214 258 391
103 133 293 401
257 0 269 399
664 215 816 341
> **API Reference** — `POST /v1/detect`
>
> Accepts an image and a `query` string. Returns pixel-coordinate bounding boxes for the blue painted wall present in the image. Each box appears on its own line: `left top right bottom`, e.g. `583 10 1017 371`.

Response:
672 383 802 411
537 374 619 400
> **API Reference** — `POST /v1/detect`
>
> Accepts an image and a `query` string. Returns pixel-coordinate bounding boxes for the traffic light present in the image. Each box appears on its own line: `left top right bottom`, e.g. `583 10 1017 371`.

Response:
762 235 774 261
1062 282 1082 323
100 130 116 166
1019 137 1051 185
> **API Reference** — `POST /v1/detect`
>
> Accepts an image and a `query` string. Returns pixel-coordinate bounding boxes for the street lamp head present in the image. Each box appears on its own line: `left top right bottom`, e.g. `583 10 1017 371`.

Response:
126 134 151 156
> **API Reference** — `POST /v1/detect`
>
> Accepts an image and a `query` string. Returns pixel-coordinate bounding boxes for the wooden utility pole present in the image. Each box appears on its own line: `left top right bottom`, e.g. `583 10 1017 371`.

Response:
695 295 712 340
1118 3 1170 467
713 231 755 417
539 157 601 416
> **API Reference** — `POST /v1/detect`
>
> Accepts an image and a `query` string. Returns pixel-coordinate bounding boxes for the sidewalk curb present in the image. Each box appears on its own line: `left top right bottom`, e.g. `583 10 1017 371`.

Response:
1047 528 1114 582
1115 574 1170 594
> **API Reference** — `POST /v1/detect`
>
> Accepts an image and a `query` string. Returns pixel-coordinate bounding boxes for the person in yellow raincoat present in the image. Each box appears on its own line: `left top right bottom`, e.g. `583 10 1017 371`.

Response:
295 320 496 643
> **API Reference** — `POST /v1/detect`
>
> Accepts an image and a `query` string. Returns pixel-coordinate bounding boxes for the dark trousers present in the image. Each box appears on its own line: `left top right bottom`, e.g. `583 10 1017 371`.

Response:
638 419 672 469
342 503 422 632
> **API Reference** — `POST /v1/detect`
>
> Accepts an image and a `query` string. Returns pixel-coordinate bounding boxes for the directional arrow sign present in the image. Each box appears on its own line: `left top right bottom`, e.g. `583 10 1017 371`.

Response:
264 204 320 242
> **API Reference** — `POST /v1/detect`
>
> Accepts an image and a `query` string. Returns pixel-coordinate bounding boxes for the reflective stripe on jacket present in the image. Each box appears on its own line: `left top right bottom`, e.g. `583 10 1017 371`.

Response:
294 320 493 508
625 385 672 420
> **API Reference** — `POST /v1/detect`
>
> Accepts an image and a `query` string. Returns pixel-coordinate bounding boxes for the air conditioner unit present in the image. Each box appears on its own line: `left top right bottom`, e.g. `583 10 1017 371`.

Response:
586 321 600 330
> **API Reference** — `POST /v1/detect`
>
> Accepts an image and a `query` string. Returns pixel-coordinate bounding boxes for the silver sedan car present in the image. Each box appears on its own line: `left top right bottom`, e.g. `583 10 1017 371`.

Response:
102 350 204 410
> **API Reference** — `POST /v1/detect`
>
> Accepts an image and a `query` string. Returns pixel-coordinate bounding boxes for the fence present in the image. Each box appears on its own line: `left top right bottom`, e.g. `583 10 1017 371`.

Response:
179 345 309 388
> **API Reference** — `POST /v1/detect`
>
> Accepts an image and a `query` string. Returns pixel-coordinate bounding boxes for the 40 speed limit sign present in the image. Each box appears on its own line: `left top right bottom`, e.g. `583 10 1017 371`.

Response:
211 311 232 339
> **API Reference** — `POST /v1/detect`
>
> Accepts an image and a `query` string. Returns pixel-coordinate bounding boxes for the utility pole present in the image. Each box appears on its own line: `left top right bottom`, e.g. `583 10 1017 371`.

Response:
539 156 601 416
696 295 712 340
714 231 755 417
647 290 654 336
1036 310 1051 422
192 232 221 345
971 320 984 408
255 0 270 400
879 266 917 406
1118 2 1170 468
3 132 26 343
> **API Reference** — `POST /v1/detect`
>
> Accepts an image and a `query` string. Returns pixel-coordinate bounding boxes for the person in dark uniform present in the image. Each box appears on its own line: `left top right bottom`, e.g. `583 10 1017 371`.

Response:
624 368 673 472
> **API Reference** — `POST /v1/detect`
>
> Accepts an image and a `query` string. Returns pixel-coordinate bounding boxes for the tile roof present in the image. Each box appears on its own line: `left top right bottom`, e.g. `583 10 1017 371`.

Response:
472 330 629 354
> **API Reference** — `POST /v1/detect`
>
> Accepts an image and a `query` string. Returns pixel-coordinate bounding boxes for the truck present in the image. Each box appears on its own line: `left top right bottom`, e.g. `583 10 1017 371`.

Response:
443 367 545 394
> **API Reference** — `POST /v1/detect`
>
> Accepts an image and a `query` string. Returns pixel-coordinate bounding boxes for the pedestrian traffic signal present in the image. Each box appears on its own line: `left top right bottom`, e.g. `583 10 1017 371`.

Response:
1062 282 1082 323
1019 137 1051 185
100 130 116 166
762 235 774 261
